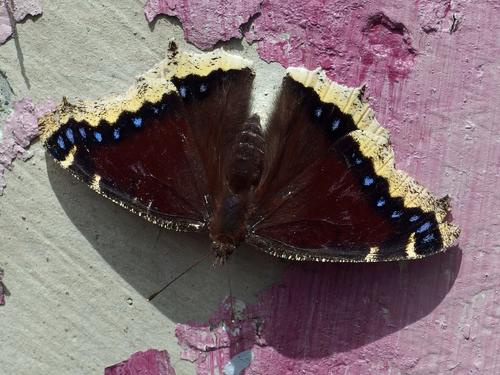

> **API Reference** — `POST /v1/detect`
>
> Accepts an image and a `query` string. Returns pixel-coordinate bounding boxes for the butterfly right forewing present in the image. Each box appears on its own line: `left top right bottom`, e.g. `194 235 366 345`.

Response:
247 68 459 262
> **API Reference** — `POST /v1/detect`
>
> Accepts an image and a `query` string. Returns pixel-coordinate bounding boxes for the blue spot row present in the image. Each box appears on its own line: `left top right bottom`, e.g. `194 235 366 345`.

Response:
50 96 171 157
345 142 440 251
344 141 441 252
55 116 145 151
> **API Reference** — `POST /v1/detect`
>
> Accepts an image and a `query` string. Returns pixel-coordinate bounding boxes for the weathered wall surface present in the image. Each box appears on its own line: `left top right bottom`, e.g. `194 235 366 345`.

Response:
0 0 499 374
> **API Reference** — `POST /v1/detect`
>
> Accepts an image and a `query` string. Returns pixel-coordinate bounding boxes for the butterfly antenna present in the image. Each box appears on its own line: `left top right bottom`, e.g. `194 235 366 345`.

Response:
147 252 210 302
226 260 236 322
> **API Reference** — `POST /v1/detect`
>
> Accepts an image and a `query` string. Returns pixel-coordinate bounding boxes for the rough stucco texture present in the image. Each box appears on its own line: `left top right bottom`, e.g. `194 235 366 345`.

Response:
147 0 500 374
144 0 261 50
105 349 176 375
0 0 42 44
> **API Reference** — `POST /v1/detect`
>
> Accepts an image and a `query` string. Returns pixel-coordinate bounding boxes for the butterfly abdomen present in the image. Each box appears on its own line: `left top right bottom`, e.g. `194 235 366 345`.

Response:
226 114 265 194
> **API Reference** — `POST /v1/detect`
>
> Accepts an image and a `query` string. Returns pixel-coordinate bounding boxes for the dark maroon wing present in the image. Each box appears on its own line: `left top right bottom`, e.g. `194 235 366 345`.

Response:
247 68 459 262
39 50 254 232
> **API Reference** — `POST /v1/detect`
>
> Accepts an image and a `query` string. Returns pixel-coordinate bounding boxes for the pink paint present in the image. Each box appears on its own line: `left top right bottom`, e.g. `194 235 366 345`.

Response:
358 12 416 84
104 349 176 375
0 0 11 44
158 0 500 373
245 0 423 123
0 98 55 194
0 0 42 44
144 0 262 50
177 256 463 374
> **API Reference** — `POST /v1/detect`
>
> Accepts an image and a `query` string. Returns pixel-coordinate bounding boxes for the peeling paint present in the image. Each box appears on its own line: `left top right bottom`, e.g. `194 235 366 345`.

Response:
11 0 42 22
0 0 42 45
0 98 54 195
104 349 176 375
0 0 11 44
144 0 262 50
418 0 464 33
176 298 264 374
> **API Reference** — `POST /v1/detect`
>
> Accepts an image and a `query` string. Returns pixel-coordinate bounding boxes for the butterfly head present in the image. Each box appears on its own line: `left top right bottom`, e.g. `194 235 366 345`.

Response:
211 241 236 264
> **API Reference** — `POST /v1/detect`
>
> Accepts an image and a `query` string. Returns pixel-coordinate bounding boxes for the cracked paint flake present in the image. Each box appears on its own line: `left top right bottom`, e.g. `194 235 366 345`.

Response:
104 349 176 375
0 0 42 45
418 0 464 33
11 0 42 22
144 0 262 50
0 0 11 44
0 97 54 195
176 298 261 374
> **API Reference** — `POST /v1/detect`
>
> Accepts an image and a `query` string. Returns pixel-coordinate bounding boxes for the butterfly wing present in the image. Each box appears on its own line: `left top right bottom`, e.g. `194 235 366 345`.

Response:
39 48 254 232
248 68 460 262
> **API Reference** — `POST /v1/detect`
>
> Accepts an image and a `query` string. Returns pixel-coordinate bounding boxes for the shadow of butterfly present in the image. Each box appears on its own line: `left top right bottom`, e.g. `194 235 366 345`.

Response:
38 43 459 265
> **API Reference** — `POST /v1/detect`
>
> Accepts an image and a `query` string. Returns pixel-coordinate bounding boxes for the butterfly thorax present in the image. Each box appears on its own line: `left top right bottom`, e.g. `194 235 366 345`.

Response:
209 115 264 262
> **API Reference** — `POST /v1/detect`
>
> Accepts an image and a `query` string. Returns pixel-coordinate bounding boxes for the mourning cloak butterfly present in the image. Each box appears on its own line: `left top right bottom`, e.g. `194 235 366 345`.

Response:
39 45 459 263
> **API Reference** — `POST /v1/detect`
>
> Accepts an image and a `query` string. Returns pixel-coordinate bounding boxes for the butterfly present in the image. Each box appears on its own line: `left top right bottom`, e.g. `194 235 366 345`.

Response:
38 43 459 264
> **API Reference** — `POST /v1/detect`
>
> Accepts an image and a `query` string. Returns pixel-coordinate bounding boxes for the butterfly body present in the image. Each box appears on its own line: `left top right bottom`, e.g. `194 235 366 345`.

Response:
209 115 264 262
39 46 459 263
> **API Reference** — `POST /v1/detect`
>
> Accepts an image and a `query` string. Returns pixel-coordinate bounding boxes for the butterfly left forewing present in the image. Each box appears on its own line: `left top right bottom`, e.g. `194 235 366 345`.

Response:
40 48 255 232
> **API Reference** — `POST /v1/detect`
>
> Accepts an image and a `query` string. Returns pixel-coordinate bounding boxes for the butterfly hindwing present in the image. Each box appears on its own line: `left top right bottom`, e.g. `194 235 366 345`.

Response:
39 49 254 232
248 68 459 262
